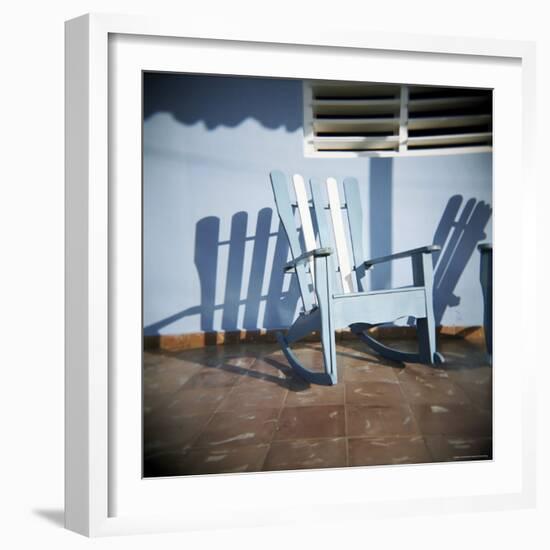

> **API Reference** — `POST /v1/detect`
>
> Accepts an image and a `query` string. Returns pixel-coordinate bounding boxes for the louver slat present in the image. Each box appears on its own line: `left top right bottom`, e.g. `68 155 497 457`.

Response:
408 114 492 131
313 117 399 133
407 132 492 148
313 136 400 151
305 81 492 157
408 95 489 112
313 99 401 116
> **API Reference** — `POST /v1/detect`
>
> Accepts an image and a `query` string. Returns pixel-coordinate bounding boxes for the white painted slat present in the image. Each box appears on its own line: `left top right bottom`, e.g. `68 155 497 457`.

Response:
408 132 492 148
313 82 399 98
293 174 317 284
408 114 491 130
302 146 493 159
408 95 488 112
326 177 354 293
313 136 399 151
312 99 401 116
313 117 398 133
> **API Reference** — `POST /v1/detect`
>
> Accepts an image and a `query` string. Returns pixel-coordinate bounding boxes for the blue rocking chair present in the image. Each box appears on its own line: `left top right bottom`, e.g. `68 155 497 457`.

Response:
270 170 444 385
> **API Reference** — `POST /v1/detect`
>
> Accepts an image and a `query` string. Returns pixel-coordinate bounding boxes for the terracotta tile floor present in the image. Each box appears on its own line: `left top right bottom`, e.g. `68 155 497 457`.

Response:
143 337 492 477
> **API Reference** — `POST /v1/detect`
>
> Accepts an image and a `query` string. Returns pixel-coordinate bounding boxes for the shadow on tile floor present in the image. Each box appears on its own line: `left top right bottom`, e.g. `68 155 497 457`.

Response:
143 336 492 477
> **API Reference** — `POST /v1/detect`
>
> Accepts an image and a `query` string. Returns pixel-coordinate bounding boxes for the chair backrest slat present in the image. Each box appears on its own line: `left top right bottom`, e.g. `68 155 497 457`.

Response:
272 171 367 305
310 177 343 295
326 177 354 293
292 174 316 251
270 171 315 312
293 174 317 285
343 177 366 291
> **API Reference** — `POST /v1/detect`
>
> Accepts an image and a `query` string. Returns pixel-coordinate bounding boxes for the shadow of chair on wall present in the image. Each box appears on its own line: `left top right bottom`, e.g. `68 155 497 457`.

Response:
432 195 492 326
144 207 301 344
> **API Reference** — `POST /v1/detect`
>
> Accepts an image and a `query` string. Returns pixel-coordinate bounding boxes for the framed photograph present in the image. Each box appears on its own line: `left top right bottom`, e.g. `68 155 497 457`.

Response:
65 13 537 536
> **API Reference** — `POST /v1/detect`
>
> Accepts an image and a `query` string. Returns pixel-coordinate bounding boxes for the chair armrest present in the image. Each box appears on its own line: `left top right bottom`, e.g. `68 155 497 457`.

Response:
284 247 333 273
364 245 440 269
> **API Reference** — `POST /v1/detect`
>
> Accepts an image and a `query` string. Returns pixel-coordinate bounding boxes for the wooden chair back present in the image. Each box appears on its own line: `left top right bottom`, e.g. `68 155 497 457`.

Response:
270 171 367 310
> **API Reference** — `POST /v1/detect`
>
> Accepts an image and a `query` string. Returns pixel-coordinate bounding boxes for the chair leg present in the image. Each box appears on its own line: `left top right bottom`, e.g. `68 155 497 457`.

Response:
315 254 338 384
319 310 337 384
417 317 444 364
412 252 444 364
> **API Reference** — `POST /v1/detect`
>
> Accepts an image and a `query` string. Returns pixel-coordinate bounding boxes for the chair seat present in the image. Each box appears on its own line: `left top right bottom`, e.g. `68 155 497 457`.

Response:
332 286 427 329
332 285 423 300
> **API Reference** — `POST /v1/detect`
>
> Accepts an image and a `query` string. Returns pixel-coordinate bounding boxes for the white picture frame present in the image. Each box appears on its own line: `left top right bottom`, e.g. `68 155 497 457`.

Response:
65 12 537 537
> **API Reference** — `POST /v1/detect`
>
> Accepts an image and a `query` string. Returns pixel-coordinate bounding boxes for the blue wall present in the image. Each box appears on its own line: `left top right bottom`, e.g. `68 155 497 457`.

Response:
143 73 492 336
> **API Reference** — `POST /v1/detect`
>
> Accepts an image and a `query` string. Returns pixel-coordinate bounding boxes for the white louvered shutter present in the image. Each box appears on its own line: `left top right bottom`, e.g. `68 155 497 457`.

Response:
303 81 492 157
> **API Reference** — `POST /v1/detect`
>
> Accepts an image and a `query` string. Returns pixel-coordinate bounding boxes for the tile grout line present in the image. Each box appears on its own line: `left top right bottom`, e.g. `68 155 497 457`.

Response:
142 359 214 460
179 364 245 455
394 368 436 460
259 351 290 472
395 365 432 437
260 390 290 471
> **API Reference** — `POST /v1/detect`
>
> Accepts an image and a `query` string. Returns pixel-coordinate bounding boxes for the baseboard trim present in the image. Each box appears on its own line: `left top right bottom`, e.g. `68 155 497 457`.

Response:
144 325 485 352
